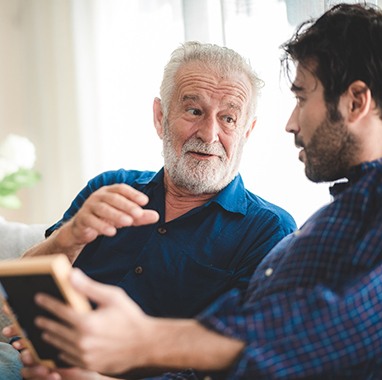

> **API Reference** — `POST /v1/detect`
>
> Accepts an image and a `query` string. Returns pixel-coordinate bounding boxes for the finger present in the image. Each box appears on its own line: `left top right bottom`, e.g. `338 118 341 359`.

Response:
20 349 37 366
21 365 61 380
2 324 20 338
89 185 158 223
20 351 62 380
33 316 83 367
56 351 83 369
131 209 160 226
72 213 118 239
110 184 150 206
2 302 12 316
11 337 27 351
77 196 157 233
87 194 152 226
69 269 127 307
34 294 82 327
91 185 149 215
35 315 99 369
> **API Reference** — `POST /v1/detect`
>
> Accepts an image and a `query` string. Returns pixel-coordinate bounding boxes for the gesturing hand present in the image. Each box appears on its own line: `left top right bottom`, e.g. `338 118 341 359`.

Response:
57 183 160 250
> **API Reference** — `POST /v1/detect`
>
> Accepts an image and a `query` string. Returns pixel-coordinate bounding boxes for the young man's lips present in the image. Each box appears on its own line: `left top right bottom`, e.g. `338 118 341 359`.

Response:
298 148 306 162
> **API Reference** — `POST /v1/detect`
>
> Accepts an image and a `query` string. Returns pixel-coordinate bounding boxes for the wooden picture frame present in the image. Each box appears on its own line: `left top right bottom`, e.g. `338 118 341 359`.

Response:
0 254 91 368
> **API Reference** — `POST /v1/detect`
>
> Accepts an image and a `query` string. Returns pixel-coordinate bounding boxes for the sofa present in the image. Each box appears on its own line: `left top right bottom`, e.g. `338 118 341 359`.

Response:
0 218 47 342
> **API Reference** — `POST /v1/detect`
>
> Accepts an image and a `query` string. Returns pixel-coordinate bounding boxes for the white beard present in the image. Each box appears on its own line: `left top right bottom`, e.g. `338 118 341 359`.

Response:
162 128 245 194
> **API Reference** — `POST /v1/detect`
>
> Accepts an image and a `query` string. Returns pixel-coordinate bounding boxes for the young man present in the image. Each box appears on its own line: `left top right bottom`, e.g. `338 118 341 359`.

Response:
18 3 382 379
3 41 296 379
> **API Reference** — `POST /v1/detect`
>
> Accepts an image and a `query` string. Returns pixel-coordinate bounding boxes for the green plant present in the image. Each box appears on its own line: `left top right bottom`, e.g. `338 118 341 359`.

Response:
0 134 41 209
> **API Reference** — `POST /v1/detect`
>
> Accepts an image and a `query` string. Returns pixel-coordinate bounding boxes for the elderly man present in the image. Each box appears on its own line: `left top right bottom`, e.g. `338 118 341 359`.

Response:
21 41 294 318
3 41 295 379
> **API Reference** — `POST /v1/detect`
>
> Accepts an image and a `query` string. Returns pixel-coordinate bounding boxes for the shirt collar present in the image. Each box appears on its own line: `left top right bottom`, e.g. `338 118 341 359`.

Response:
209 174 247 215
137 168 247 216
135 168 164 185
329 158 382 197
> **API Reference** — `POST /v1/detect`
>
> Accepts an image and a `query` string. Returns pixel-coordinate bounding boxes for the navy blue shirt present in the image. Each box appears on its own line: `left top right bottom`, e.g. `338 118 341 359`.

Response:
194 159 382 379
47 168 296 318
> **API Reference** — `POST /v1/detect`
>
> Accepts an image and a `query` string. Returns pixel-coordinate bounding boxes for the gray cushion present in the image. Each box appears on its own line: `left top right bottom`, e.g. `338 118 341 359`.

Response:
0 218 47 342
0 218 46 261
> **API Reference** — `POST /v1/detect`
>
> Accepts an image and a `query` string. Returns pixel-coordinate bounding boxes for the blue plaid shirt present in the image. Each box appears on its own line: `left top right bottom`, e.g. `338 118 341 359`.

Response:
194 159 382 379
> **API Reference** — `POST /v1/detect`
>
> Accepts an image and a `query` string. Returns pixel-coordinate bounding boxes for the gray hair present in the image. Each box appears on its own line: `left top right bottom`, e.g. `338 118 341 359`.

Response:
159 41 263 122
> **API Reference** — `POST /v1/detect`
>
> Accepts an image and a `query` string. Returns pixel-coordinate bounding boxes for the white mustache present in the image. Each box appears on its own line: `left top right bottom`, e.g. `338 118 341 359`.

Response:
182 138 226 157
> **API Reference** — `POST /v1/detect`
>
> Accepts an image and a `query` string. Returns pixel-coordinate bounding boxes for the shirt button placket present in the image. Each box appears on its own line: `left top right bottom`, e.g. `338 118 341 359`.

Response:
157 226 167 235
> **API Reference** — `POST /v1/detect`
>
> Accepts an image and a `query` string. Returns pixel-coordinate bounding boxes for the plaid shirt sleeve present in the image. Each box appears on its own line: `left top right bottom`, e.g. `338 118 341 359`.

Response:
197 264 382 379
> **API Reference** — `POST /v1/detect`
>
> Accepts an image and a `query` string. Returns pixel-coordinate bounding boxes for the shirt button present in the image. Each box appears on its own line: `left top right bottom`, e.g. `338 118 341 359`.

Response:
134 266 143 274
157 227 167 234
265 267 273 277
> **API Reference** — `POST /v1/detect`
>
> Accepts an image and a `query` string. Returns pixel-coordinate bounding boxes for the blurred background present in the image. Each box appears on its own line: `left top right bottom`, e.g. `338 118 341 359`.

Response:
1 0 378 228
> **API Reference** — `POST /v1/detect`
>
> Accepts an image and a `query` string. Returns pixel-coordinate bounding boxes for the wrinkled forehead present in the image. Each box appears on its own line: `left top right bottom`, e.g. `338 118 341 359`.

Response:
174 62 253 105
176 60 250 83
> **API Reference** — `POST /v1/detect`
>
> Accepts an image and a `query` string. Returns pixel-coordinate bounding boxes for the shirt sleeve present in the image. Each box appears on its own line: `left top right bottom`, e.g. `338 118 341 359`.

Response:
197 264 382 379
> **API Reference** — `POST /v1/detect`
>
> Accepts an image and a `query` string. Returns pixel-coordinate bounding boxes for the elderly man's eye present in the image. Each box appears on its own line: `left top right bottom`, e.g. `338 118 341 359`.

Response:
187 108 202 116
223 115 235 124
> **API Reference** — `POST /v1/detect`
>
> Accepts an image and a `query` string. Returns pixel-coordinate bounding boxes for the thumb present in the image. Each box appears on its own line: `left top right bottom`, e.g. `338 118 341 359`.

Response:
69 268 118 307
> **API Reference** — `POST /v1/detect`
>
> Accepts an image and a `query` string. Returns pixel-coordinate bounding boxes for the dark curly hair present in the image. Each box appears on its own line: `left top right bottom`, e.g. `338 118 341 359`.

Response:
281 2 382 119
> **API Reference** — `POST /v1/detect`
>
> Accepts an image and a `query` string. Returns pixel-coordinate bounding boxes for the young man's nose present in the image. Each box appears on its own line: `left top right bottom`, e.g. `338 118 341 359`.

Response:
285 106 300 134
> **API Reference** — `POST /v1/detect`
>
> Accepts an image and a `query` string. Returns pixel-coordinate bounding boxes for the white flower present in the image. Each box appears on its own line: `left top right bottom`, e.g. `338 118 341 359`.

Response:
0 158 17 182
0 134 40 209
0 134 36 177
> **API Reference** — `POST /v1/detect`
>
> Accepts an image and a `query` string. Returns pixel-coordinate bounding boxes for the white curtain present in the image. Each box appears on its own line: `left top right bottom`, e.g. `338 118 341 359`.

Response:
0 0 82 224
1 0 378 227
0 0 185 224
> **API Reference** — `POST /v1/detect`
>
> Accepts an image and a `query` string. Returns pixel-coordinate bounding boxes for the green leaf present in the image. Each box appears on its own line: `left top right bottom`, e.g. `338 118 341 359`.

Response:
0 168 41 196
0 194 22 209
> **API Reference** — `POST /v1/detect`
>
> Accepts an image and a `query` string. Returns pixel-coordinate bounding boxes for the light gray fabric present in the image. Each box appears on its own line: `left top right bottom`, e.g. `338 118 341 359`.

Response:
0 218 47 342
0 218 46 260
0 342 22 379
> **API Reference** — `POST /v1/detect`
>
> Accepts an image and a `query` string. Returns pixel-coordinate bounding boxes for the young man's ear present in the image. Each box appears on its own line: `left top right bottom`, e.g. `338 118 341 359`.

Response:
347 80 372 122
153 97 164 139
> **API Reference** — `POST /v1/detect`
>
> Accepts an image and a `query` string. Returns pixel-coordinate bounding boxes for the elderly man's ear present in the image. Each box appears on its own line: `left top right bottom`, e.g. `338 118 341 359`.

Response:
245 118 257 139
153 97 164 139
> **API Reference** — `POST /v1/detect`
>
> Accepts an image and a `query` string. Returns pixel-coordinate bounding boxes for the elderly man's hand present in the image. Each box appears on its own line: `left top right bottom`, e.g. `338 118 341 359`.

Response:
45 184 160 263
63 184 159 244
20 349 106 380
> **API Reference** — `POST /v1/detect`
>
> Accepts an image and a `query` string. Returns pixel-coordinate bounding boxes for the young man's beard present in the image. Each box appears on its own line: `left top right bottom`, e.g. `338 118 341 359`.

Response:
304 109 360 183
